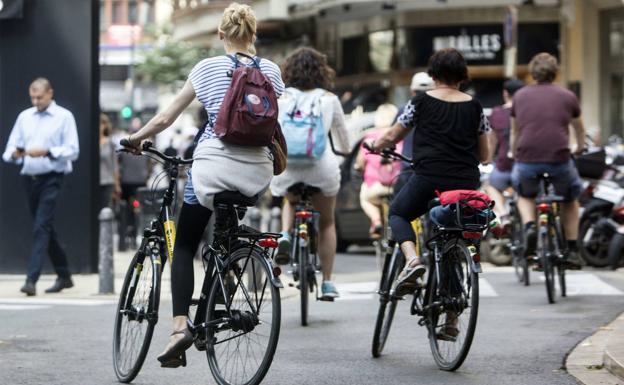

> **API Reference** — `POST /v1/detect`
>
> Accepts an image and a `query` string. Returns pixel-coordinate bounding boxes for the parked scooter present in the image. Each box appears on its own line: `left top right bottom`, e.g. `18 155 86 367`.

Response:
578 138 624 267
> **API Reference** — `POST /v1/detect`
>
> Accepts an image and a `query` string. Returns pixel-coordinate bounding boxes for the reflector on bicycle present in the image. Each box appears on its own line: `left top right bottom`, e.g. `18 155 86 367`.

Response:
295 210 313 219
259 238 279 248
537 203 550 213
462 231 483 239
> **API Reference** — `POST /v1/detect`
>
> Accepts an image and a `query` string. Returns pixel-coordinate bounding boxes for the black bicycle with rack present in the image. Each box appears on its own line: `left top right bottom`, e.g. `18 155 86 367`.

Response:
113 140 282 385
534 173 568 304
366 145 494 371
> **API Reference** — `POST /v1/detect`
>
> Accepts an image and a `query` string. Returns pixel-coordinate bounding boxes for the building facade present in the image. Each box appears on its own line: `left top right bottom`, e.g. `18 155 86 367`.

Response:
171 0 623 140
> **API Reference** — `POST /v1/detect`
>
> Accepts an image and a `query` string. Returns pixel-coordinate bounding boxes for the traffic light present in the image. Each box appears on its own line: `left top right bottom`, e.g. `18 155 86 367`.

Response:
121 105 133 119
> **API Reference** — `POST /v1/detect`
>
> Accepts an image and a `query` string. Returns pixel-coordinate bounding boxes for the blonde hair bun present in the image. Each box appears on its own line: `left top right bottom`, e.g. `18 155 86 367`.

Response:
220 3 257 43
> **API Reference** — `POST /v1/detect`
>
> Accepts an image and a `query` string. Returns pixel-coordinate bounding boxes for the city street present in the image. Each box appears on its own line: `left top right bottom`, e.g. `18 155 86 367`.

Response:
2 252 624 385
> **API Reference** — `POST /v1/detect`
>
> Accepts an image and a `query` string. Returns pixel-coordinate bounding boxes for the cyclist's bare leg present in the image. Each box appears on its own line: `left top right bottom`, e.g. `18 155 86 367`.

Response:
400 241 420 265
311 193 337 281
517 196 536 225
561 200 579 240
159 315 189 355
485 185 507 219
281 193 298 233
360 195 382 227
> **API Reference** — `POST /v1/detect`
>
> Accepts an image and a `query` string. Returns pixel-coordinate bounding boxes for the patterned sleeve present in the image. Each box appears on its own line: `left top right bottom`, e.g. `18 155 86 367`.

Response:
478 111 492 135
397 100 416 129
261 60 285 98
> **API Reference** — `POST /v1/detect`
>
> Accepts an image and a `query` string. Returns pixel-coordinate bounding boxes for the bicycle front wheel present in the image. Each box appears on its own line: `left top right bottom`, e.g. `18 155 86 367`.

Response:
113 247 162 383
372 243 403 357
427 240 479 371
540 228 556 304
205 245 281 385
299 243 310 326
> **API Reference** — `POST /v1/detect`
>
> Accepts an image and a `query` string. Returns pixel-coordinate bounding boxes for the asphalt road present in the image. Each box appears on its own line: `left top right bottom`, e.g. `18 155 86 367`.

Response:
2 252 624 385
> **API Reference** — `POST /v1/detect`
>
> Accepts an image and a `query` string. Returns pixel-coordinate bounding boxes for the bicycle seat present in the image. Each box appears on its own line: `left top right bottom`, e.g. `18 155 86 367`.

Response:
535 195 566 204
214 191 258 207
287 183 321 196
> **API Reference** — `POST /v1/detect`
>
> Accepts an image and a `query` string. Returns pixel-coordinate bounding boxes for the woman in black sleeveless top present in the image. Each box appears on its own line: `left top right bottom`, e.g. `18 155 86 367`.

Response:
368 48 490 297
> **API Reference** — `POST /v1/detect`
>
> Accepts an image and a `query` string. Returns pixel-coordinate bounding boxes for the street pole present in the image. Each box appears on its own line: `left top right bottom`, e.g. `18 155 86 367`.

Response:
99 207 115 294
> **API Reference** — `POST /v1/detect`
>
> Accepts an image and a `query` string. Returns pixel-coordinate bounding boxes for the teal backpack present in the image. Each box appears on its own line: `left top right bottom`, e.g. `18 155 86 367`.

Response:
279 88 326 163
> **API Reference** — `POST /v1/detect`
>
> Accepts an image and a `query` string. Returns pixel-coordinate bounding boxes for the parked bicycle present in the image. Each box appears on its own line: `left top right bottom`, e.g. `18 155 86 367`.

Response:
366 145 494 371
534 173 568 304
113 140 282 385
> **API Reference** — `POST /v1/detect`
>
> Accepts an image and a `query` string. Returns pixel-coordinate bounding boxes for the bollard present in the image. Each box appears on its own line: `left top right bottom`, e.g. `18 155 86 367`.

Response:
99 207 115 294
269 206 282 234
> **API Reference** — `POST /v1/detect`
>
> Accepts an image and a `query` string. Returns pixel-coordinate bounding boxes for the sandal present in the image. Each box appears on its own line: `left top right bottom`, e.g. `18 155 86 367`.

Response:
436 325 460 341
393 257 426 297
369 222 383 240
157 329 194 368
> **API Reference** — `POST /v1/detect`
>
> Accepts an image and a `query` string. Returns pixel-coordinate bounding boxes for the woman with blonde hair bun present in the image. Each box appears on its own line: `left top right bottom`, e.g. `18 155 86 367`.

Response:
122 1 284 367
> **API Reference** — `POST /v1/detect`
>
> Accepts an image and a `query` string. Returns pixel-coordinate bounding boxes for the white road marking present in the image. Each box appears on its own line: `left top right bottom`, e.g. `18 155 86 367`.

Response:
0 304 50 310
538 273 624 296
0 298 117 306
479 278 499 297
334 279 499 300
335 282 377 301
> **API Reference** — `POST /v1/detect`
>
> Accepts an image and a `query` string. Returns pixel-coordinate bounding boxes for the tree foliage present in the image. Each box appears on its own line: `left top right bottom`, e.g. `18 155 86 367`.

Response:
136 38 219 90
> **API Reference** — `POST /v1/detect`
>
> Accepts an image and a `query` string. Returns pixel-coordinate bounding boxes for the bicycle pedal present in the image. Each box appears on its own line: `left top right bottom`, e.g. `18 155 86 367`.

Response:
318 296 335 302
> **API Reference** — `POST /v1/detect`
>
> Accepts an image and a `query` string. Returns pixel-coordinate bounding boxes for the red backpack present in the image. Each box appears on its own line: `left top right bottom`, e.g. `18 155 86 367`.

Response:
214 53 279 146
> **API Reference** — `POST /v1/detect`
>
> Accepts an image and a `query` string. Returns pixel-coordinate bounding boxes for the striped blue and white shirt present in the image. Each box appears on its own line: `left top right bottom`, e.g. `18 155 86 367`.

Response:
2 101 80 175
188 55 285 143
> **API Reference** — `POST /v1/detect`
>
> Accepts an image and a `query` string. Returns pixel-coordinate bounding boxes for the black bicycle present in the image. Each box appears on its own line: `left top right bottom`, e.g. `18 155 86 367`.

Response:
507 191 530 286
284 183 329 326
113 141 282 385
367 146 493 371
535 173 567 304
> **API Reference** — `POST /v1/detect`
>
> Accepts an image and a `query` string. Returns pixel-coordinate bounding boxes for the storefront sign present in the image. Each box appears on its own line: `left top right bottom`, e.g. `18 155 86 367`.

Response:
433 32 502 61
409 25 505 66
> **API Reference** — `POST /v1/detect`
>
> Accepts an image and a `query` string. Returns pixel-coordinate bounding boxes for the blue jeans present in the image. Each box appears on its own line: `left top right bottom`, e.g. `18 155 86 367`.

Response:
23 173 71 282
511 160 582 202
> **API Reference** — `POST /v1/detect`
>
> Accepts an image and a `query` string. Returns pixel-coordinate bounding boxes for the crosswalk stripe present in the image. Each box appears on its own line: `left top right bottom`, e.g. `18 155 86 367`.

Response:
334 279 500 300
479 278 499 297
538 273 624 296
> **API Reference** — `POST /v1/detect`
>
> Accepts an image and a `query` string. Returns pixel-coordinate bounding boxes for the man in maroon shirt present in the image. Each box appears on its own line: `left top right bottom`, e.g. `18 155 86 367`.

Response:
510 53 586 268
486 78 523 222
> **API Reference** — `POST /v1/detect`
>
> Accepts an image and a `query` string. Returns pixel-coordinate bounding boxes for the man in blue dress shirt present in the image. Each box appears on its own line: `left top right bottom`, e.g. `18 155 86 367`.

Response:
2 78 80 296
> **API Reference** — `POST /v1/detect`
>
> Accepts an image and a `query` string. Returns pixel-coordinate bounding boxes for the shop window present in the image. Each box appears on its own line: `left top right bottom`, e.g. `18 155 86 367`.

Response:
341 36 371 76
517 23 559 64
128 0 138 24
368 30 394 73
112 0 124 24
610 20 624 58
101 65 129 81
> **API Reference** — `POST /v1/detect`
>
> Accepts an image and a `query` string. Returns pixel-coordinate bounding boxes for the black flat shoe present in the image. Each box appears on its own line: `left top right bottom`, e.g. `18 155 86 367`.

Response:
157 329 194 368
45 278 74 293
20 280 36 296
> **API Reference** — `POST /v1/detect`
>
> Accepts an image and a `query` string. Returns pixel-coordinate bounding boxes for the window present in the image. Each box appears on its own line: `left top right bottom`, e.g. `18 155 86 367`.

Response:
112 0 124 24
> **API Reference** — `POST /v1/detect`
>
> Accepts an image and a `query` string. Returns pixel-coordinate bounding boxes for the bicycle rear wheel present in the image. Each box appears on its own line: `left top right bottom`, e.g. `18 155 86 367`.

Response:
113 246 162 383
205 245 281 385
299 243 310 326
540 229 556 304
427 240 479 371
371 243 403 357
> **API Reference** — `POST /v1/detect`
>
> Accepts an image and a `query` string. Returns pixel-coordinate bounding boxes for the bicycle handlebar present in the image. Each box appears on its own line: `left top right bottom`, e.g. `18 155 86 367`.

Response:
119 138 193 165
328 132 351 157
362 141 414 165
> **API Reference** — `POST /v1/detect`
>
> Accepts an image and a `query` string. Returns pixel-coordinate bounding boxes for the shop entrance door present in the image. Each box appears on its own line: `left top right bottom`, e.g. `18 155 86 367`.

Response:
602 8 624 138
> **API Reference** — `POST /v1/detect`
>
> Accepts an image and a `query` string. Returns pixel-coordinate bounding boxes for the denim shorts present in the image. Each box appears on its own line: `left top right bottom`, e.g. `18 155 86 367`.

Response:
511 160 582 202
488 166 513 191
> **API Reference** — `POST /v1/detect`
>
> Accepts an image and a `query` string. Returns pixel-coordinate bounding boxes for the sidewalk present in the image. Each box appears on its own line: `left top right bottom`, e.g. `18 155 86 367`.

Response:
567 311 624 384
0 249 301 302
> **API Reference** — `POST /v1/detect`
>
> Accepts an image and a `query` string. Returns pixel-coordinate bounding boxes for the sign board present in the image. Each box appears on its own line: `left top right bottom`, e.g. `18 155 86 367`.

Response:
409 25 505 66
106 24 143 46
0 0 23 19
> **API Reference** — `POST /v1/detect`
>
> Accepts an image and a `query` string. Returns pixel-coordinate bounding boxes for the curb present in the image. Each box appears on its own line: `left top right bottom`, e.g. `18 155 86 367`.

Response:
566 313 624 385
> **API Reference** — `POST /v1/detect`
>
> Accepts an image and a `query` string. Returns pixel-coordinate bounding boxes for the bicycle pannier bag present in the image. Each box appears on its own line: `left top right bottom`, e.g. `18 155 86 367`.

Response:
214 53 279 146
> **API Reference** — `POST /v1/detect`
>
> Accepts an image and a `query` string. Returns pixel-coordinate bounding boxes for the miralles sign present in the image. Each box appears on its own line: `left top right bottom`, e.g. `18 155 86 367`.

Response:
433 32 502 61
